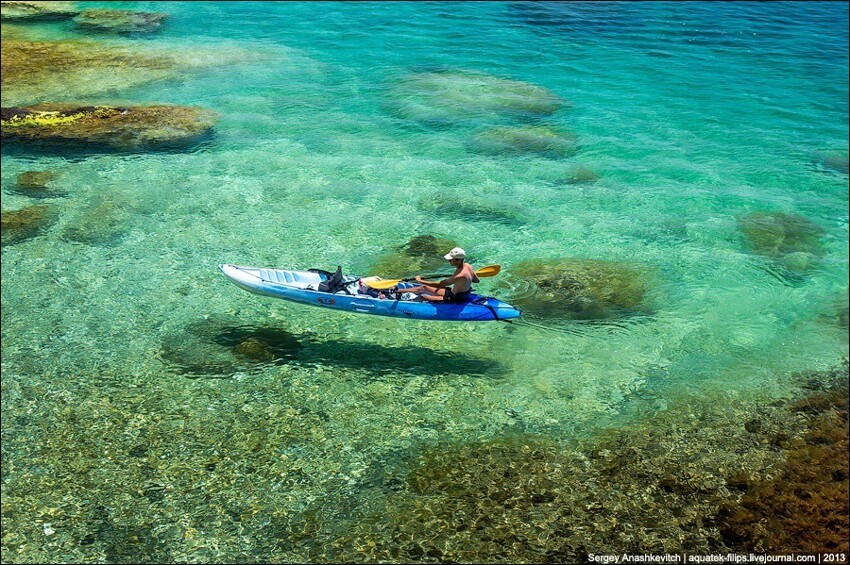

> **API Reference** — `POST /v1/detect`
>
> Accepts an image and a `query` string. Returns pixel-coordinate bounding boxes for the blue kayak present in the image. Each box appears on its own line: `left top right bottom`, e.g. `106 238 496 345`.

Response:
219 264 521 322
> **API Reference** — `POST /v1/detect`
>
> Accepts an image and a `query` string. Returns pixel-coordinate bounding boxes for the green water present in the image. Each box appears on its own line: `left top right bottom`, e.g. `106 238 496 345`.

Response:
1 2 847 562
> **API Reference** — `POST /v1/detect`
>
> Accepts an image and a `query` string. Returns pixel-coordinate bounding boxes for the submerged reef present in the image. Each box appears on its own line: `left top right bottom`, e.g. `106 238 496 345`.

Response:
369 235 459 277
564 166 600 185
320 361 849 563
12 169 65 198
15 169 54 188
73 9 167 35
837 292 850 330
1 39 176 106
469 125 579 158
1 204 55 246
417 193 529 226
813 150 849 175
1 104 218 151
385 69 566 127
61 200 132 247
738 211 826 277
0 1 78 21
501 258 651 320
717 365 849 553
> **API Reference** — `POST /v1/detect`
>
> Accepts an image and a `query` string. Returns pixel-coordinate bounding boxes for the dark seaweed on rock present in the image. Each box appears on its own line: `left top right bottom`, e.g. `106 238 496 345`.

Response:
717 361 849 553
316 361 849 563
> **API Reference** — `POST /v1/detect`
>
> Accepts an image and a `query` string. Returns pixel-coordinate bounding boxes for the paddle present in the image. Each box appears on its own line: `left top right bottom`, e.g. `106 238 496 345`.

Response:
366 264 501 290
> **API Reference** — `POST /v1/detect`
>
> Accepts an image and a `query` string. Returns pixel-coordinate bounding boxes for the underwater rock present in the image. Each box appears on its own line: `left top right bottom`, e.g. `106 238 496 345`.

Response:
61 201 130 246
13 170 64 198
159 320 302 377
469 125 579 158
1 103 218 151
401 234 457 258
386 69 566 126
1 39 175 106
369 234 459 277
73 9 166 34
718 362 849 553
232 337 278 363
738 211 825 275
564 166 600 185
501 258 651 319
813 151 849 175
839 296 850 330
1 204 54 246
323 361 849 563
15 169 54 189
0 1 78 21
327 436 581 563
418 193 528 226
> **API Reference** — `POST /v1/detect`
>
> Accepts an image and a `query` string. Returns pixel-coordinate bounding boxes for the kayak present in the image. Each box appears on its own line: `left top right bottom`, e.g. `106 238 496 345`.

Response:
219 264 522 322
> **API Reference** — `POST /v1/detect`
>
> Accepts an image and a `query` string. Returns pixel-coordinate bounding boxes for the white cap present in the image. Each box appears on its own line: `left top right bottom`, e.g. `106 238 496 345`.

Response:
444 247 466 260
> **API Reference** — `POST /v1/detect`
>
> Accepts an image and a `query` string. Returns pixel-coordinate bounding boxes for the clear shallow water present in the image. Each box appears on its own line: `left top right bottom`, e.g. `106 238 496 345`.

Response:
1 2 848 561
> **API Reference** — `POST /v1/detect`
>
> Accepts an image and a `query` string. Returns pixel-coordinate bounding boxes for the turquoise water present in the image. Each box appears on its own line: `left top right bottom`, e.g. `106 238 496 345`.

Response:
2 2 848 562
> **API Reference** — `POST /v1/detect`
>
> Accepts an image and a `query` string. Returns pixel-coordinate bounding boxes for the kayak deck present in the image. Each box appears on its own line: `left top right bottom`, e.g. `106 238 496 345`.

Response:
219 264 521 322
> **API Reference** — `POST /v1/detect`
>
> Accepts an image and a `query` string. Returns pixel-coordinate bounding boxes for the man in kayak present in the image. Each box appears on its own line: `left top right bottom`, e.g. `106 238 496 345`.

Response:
401 247 480 303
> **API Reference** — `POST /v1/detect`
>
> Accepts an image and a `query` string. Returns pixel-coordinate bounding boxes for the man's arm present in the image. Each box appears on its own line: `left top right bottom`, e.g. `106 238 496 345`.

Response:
415 275 459 288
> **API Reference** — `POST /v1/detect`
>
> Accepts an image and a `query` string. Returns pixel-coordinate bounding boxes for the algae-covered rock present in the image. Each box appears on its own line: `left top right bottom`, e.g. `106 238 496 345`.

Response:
386 69 566 126
369 234 459 277
13 169 63 198
738 212 825 276
2 104 218 151
1 204 55 246
565 165 600 185
501 258 651 319
469 125 579 158
813 151 849 175
0 1 78 21
74 9 166 35
61 200 130 246
739 212 825 258
418 193 528 226
15 170 54 188
323 361 849 563
1 39 179 106
717 364 849 553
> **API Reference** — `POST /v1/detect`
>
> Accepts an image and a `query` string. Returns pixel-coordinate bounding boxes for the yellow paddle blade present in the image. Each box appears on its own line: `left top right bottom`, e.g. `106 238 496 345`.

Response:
366 278 404 290
364 264 501 290
476 264 501 277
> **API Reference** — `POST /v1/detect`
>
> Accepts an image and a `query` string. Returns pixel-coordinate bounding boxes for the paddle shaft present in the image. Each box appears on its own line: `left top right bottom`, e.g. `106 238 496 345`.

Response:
366 264 500 290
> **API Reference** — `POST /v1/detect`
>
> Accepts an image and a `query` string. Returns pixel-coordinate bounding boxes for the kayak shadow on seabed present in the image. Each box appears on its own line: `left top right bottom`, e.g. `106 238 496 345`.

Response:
158 320 506 380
